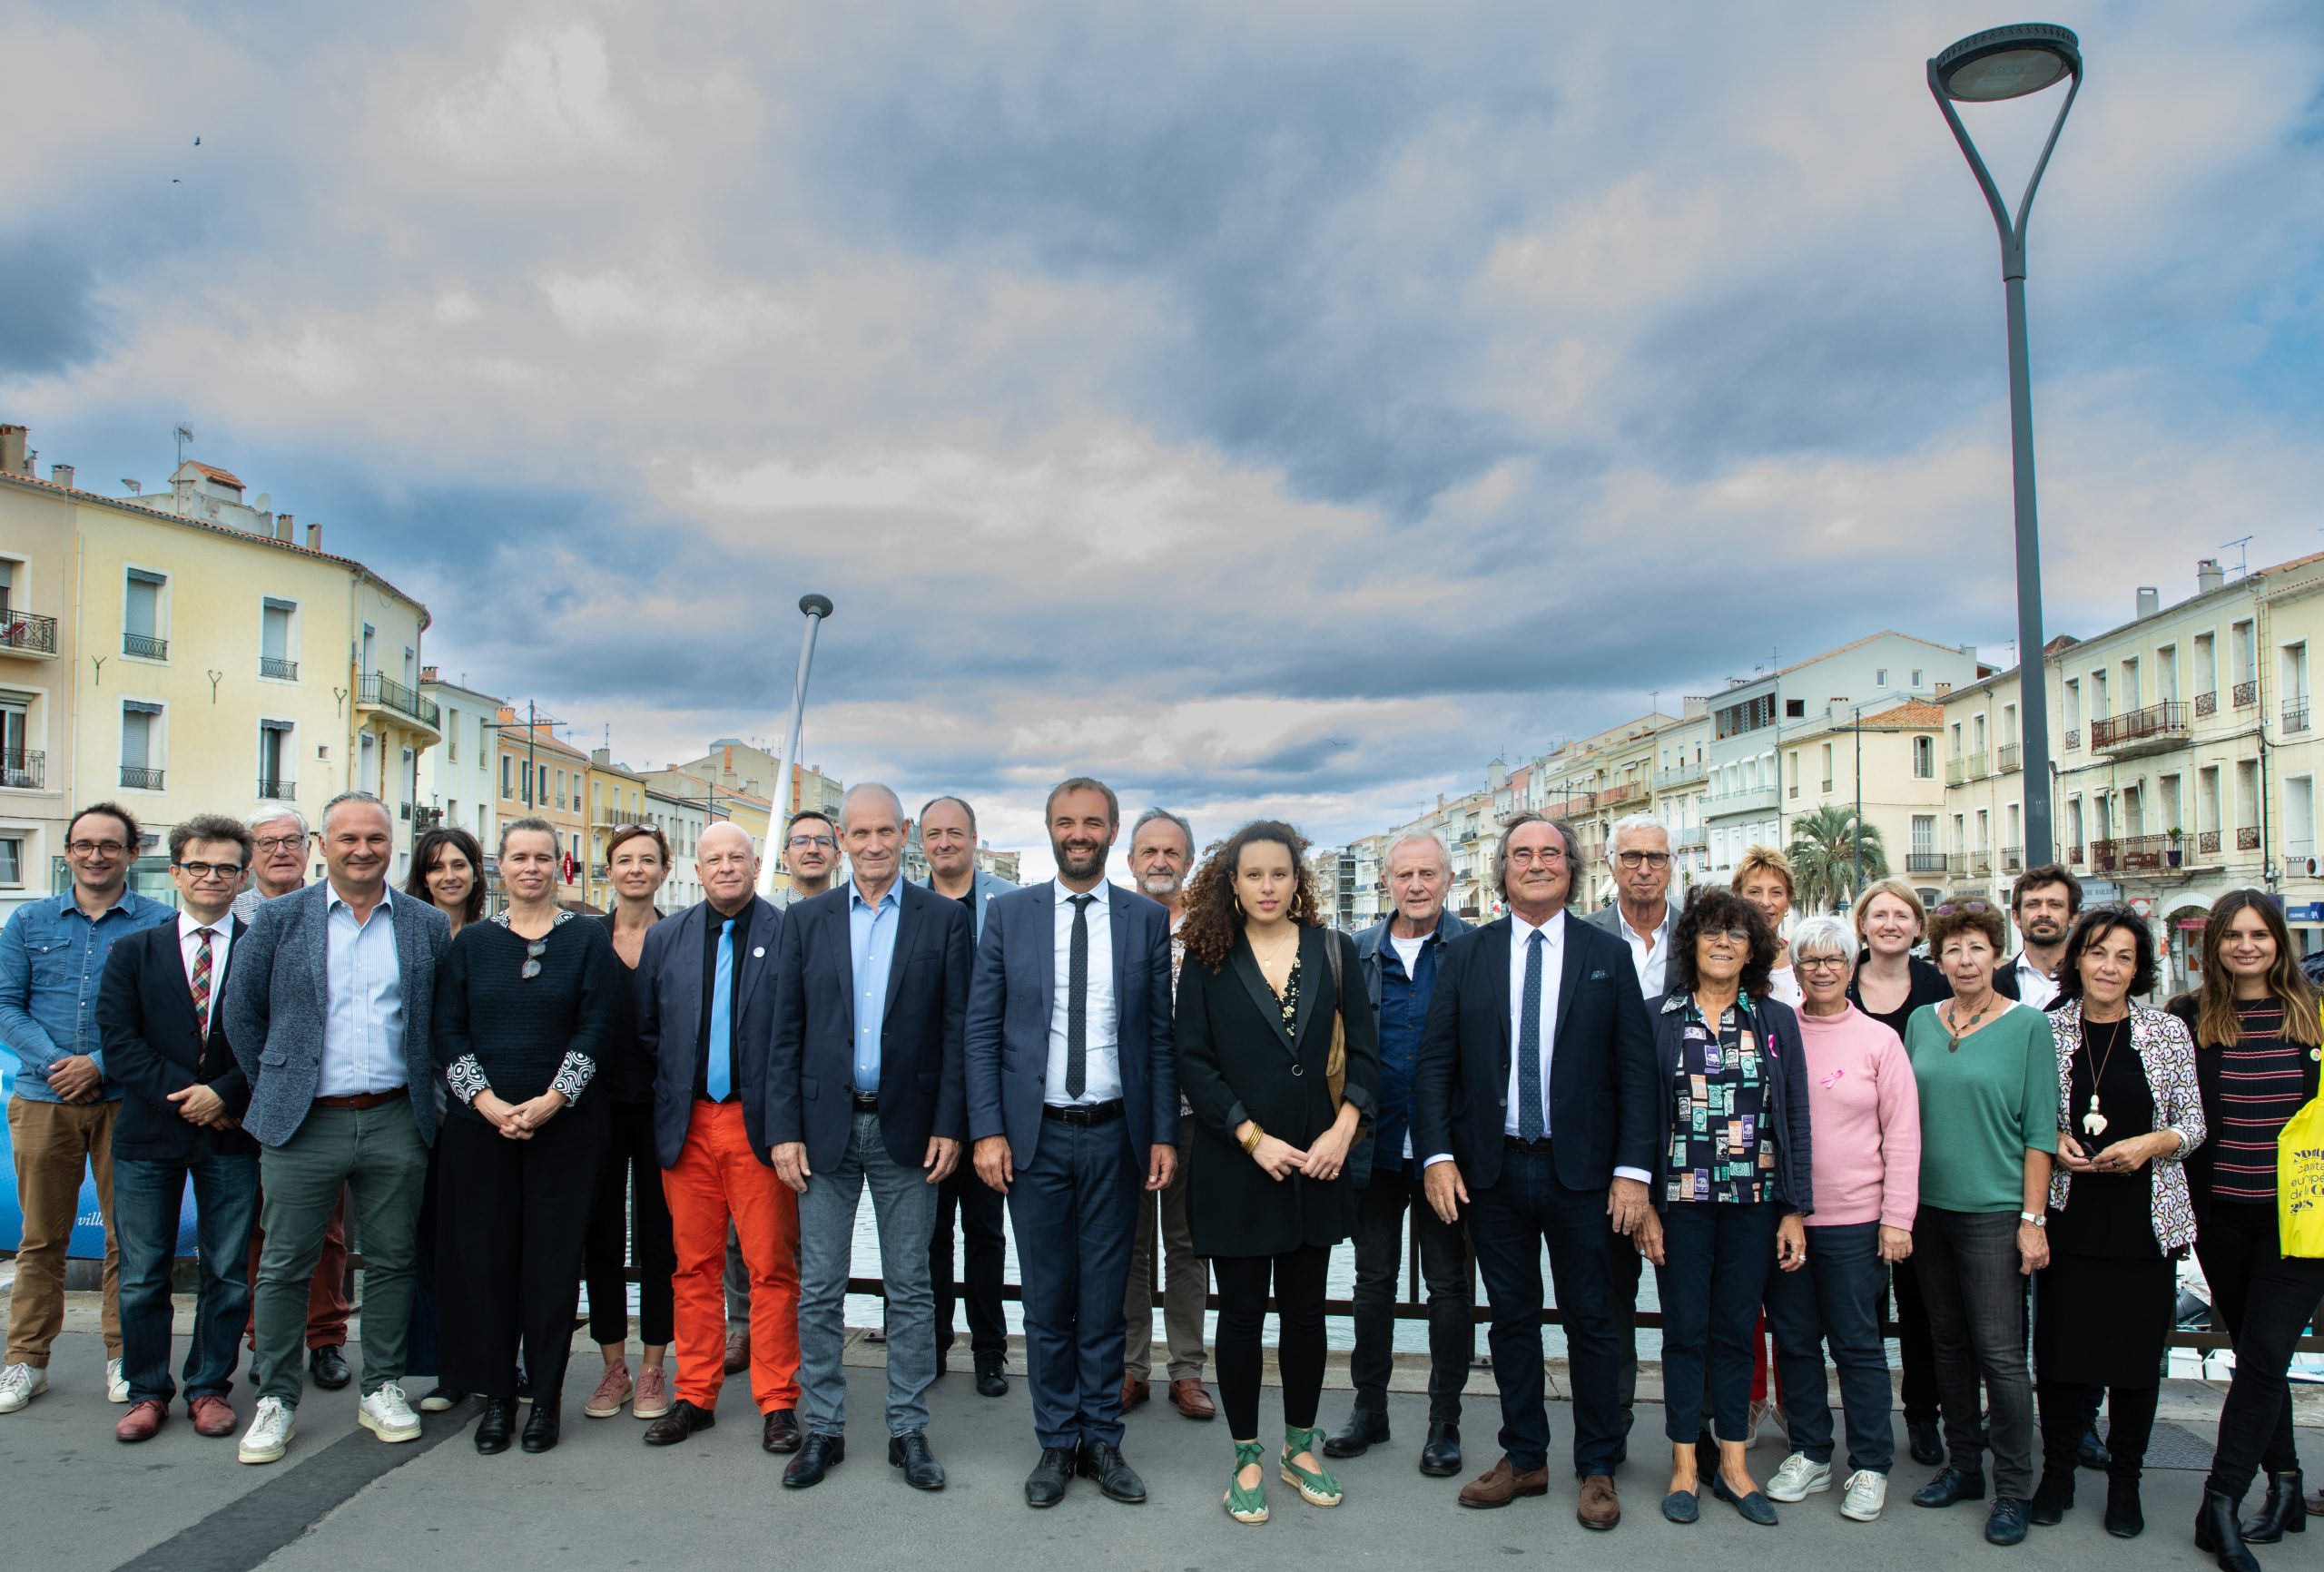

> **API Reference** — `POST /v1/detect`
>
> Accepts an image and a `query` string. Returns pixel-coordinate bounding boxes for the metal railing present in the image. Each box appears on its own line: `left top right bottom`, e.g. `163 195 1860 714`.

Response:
2199 830 2221 856
260 655 299 680
122 633 167 660
119 765 164 790
0 747 42 789
2240 826 2263 851
1655 761 1708 790
1998 742 2021 772
2068 844 2083 865
1946 852 1969 877
2092 835 2171 873
0 608 58 654
2286 699 2311 735
2002 845 2023 872
2064 728 2080 750
256 775 293 801
1905 851 1946 873
2235 679 2259 709
2195 692 2218 718
2091 700 2188 751
359 672 442 728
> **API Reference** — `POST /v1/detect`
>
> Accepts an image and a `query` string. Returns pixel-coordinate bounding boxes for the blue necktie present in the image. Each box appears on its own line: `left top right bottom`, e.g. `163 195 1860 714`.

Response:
707 918 736 1101
1517 929 1545 1141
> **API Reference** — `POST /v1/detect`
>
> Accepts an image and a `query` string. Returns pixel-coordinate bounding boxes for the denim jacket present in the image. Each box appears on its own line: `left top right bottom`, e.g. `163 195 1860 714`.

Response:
0 889 175 1102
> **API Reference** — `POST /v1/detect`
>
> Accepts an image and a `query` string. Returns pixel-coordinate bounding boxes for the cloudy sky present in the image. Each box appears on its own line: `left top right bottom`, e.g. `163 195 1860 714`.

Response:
5 1 2320 872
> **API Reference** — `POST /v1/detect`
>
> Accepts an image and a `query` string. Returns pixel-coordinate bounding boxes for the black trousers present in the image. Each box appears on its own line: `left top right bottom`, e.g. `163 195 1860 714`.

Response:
1216 1244 1330 1439
930 1163 1008 1360
438 1102 608 1402
1915 1206 2037 1497
582 1099 675 1349
1347 1164 1472 1422
2200 1201 2324 1500
407 1145 442 1380
2040 1380 2157 1482
1891 1252 1942 1423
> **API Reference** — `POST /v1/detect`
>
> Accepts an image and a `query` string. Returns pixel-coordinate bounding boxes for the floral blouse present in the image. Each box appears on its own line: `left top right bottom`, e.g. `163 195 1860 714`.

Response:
1668 997 1777 1204
2044 998 2204 1253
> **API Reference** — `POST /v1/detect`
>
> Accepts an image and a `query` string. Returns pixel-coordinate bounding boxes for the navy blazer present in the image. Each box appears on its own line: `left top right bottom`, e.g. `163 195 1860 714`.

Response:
98 917 257 1163
1643 991 1815 1216
963 881 1177 1167
765 879 972 1174
635 896 783 1170
1409 911 1658 1194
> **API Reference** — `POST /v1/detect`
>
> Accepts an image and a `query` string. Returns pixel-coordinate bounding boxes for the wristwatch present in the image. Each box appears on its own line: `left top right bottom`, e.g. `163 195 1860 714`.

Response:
2018 1211 2047 1228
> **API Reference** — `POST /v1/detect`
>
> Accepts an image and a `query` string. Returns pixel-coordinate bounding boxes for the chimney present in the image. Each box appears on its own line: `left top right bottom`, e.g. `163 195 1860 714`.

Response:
0 426 24 476
2136 585 2161 620
2198 557 2224 596
305 523 321 551
275 511 293 542
48 463 73 490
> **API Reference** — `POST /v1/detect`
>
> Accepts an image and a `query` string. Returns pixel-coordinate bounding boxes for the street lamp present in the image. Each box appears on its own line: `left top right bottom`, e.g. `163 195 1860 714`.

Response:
753 594 835 901
1929 21 2082 868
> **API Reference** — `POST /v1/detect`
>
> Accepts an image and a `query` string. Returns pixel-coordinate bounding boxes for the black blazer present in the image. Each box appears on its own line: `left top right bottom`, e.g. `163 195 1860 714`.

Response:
2170 994 2322 1226
1993 952 2067 1008
765 879 973 1174
97 918 257 1162
635 897 783 1170
1410 912 1657 1194
1176 926 1381 1258
1644 991 1814 1216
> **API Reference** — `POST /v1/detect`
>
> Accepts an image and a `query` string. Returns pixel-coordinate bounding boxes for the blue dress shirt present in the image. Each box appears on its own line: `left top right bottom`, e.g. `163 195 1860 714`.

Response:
320 890 407 1097
848 879 901 1095
0 888 172 1102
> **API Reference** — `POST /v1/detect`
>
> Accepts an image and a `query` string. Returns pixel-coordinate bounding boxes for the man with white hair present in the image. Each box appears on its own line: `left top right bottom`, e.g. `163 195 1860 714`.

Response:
233 803 312 920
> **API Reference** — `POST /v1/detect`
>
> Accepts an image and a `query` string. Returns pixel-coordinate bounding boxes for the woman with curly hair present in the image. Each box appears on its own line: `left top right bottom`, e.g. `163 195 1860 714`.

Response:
1175 820 1380 1526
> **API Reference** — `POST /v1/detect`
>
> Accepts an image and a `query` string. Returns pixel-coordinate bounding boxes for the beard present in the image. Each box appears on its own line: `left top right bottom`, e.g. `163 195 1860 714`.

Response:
1137 868 1181 898
1054 837 1108 880
2024 917 2066 942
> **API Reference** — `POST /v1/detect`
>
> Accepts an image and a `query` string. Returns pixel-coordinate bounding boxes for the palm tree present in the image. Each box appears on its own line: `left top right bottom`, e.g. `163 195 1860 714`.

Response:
1788 805 1888 913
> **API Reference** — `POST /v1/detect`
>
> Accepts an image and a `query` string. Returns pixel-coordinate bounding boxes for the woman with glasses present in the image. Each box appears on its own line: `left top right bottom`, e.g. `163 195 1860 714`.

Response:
579 823 676 1423
1901 893 2058 1547
434 818 619 1455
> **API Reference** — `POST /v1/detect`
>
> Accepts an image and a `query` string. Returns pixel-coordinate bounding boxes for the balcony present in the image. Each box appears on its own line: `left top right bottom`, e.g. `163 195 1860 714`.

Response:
2002 844 2024 872
1905 850 1946 874
122 633 168 660
1946 751 1988 785
1 747 43 789
1654 761 1708 791
2240 826 2262 851
357 672 442 731
2091 701 2191 759
1945 852 1969 877
260 655 299 681
119 764 164 791
1599 781 1643 809
2195 692 2218 718
2091 835 2173 874
1675 826 1708 850
1998 742 2021 772
0 608 58 657
1703 783 1780 817
2235 679 2259 709
1971 850 1994 875
2199 830 2221 856
2285 699 2311 735
256 775 294 801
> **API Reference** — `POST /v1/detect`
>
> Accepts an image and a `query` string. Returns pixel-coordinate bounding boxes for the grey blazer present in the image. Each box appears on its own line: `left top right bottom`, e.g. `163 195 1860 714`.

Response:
918 869 1017 943
222 882 452 1149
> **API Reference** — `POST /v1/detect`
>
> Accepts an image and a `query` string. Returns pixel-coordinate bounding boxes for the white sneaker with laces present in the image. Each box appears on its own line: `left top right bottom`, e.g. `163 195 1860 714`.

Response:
239 1397 295 1464
106 1357 130 1403
1766 1451 1832 1501
359 1381 421 1442
0 1363 48 1413
1841 1469 1888 1521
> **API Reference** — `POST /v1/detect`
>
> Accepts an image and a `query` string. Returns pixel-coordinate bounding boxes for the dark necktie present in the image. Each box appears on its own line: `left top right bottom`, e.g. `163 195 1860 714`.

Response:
1068 894 1094 1100
1518 928 1545 1141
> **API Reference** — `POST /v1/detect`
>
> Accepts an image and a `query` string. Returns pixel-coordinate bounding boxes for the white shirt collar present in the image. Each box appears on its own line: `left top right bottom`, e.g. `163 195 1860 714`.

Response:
179 909 231 938
1057 879 1111 908
1511 909 1564 942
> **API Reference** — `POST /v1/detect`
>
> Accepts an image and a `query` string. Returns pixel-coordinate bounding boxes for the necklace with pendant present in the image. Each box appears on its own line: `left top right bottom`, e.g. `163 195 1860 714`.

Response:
2080 1014 2128 1138
1945 997 1991 1052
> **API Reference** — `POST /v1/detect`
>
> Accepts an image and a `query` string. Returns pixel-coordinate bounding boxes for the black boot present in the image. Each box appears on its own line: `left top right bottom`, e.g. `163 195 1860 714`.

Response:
2104 1476 2144 1538
1907 1416 1945 1466
1322 1404 1390 1459
520 1393 561 1453
474 1397 517 1455
2198 1488 2264 1572
2028 1468 2075 1526
2245 1469 2309 1543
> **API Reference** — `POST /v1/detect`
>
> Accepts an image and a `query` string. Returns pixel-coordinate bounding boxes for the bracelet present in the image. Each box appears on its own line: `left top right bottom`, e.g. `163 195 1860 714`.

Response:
1240 1122 1265 1155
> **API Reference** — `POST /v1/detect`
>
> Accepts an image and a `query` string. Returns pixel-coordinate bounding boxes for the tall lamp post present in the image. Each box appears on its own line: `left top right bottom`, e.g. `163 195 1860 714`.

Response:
1929 22 2082 868
753 594 835 901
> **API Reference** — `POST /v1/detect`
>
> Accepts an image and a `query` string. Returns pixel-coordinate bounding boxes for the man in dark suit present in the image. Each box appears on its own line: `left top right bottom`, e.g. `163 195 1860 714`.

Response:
99 814 260 1443
1412 812 1657 1528
768 783 971 1491
634 820 800 1450
966 777 1177 1508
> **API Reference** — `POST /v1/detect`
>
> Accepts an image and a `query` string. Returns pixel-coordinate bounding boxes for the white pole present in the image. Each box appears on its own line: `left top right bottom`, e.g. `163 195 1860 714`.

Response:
755 594 833 900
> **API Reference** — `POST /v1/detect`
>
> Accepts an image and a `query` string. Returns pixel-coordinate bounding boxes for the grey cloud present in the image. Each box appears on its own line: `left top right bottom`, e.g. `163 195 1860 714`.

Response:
0 235 103 376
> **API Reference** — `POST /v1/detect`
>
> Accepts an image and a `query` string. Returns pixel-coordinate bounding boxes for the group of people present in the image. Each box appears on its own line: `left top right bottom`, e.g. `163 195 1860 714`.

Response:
0 787 2317 1567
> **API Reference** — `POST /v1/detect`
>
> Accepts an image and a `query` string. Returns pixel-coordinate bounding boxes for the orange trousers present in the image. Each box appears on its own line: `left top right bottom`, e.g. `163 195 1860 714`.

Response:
665 1102 800 1411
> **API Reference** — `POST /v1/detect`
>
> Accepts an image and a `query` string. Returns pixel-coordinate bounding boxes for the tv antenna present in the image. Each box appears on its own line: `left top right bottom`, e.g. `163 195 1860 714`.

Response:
2223 535 2254 579
174 423 194 468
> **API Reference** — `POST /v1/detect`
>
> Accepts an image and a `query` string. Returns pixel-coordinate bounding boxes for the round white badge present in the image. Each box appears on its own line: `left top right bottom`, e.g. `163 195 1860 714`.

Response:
753 947 765 958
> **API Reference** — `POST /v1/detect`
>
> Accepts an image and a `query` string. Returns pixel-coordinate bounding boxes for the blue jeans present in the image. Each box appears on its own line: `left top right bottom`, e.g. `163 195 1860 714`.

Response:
796 1108 940 1437
1764 1220 1895 1472
1653 1200 1780 1445
114 1145 261 1405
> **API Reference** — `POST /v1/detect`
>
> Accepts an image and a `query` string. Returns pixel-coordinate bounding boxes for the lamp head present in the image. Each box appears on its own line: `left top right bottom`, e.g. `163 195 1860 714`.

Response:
1934 23 2080 102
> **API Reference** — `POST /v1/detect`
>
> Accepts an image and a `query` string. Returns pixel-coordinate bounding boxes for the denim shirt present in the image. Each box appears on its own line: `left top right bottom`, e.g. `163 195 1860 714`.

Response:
1372 929 1444 1170
0 889 175 1102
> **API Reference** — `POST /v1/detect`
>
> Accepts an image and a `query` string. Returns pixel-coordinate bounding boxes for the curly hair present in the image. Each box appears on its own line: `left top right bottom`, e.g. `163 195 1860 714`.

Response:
1178 820 1323 971
1925 891 2009 961
1668 887 1779 999
2053 903 2158 1005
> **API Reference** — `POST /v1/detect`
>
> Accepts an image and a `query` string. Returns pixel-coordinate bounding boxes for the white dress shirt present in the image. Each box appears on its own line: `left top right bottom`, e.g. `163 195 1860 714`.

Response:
1503 910 1565 1137
2014 953 2060 1010
1046 879 1122 1105
1614 904 1673 997
177 910 233 1036
320 889 407 1097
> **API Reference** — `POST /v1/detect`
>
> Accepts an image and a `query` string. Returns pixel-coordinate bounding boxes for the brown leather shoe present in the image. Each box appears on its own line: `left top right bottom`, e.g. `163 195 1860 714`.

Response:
115 1398 168 1443
1120 1376 1149 1411
189 1395 237 1437
723 1330 750 1375
1169 1378 1216 1420
1459 1457 1551 1508
643 1399 716 1447
1577 1472 1621 1530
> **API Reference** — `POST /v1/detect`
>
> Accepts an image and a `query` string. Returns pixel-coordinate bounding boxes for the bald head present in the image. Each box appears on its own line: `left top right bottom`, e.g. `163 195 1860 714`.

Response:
696 820 758 913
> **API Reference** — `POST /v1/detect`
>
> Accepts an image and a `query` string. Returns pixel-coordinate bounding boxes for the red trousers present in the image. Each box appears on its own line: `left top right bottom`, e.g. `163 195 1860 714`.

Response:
665 1102 800 1411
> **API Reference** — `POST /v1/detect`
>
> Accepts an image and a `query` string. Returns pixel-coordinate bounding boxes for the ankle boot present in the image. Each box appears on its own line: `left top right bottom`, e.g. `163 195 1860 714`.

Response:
2104 1475 2144 1538
2028 1467 2075 1526
2245 1469 2308 1543
2198 1488 2263 1572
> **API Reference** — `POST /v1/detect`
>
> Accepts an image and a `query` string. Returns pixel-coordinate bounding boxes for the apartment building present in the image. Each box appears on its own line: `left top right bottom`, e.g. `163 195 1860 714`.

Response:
582 752 655 910
1650 705 1715 891
418 670 505 850
492 705 590 900
1771 699 1947 911
0 427 74 913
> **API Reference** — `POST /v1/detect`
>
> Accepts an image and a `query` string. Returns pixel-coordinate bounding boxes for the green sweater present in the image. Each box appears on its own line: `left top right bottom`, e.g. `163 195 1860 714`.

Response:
1904 1001 2060 1214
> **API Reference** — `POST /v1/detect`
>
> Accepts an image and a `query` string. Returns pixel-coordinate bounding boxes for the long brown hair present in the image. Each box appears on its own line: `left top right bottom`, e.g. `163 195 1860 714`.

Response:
2194 889 2321 1048
1178 820 1322 971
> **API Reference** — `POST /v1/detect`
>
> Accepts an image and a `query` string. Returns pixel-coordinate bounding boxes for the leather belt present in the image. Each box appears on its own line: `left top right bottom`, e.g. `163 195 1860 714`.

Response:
852 1091 881 1112
1502 1135 1555 1153
1043 1099 1125 1125
313 1086 409 1112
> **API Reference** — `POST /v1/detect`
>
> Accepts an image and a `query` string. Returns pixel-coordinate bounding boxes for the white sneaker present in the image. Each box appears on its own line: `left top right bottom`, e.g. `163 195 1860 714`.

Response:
359 1381 421 1443
1841 1469 1888 1521
106 1357 130 1403
1766 1450 1832 1501
239 1397 295 1464
0 1363 48 1413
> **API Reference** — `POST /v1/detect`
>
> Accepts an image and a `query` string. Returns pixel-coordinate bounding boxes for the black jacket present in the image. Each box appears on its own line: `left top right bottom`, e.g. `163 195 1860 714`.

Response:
97 918 258 1162
1644 991 1814 1216
1410 912 1658 1194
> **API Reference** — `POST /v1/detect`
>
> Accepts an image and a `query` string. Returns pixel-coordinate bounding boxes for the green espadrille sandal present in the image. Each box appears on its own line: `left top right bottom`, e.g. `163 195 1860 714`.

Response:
1226 1439 1270 1523
1282 1424 1344 1507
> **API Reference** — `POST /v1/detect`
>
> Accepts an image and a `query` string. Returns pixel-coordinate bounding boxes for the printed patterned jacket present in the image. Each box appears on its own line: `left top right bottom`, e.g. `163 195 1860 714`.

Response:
2046 998 2205 1253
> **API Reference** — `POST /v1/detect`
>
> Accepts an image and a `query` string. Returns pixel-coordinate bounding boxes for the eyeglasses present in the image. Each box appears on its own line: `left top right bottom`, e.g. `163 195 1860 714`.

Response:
252 834 308 853
520 938 547 981
67 840 129 857
1705 925 1754 944
1615 850 1672 870
1506 848 1568 867
172 861 245 880
1797 955 1850 972
1933 899 1993 916
786 834 835 850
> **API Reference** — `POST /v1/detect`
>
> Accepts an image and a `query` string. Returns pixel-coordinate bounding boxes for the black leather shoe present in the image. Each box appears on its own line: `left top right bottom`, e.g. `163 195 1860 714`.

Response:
1986 1497 2031 1546
1025 1445 1076 1508
2105 1477 2145 1538
782 1432 846 1488
1078 1439 1147 1503
1420 1422 1462 1477
474 1397 517 1454
1710 1472 1779 1527
2200 1487 2263 1572
2078 1420 2112 1470
309 1345 351 1390
520 1395 561 1453
2029 1468 2074 1526
889 1431 945 1490
974 1353 1009 1399
1908 1417 1945 1466
1912 1466 1987 1508
762 1408 803 1453
2245 1469 2308 1542
1323 1406 1390 1459
642 1399 715 1447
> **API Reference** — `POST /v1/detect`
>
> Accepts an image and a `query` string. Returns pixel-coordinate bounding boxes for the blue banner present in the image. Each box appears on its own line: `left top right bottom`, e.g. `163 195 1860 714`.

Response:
1 1071 201 1258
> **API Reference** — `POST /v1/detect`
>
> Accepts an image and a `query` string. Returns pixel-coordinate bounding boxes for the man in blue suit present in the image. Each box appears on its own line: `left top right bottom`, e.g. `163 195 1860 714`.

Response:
967 777 1177 1508
768 784 971 1491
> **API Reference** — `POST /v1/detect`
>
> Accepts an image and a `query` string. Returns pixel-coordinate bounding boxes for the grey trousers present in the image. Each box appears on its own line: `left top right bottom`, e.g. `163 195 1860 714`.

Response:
1123 1113 1207 1382
253 1103 428 1402
795 1109 939 1437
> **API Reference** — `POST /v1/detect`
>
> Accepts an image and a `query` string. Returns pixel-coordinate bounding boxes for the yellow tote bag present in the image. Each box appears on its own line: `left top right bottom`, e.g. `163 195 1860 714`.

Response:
2279 1007 2324 1258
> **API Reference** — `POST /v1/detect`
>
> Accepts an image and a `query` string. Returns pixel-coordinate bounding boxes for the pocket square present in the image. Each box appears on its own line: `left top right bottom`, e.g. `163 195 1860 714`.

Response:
1588 968 1610 981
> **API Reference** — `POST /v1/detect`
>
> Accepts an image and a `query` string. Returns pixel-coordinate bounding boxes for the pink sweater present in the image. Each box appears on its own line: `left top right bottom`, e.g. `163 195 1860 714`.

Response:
1797 1003 1921 1230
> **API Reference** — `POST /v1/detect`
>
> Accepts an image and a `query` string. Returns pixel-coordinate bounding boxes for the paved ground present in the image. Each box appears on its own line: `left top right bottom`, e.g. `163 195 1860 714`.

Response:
7 1292 2318 1572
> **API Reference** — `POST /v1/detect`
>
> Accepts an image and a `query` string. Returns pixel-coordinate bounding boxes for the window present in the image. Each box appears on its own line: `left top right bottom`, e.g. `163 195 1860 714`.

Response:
2157 644 2179 703
1784 698 1805 719
2122 656 2142 712
123 570 167 659
1911 668 1924 687
502 755 514 798
1875 668 1888 688
121 701 163 789
261 597 297 680
2064 677 2080 735
1911 816 1935 854
2067 798 2084 852
2290 776 2317 858
445 705 458 762
1912 736 1934 778
2091 669 2110 721
259 722 294 799
361 624 376 675
2235 621 2258 683
2195 632 2218 700
0 832 20 887
0 693 27 785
